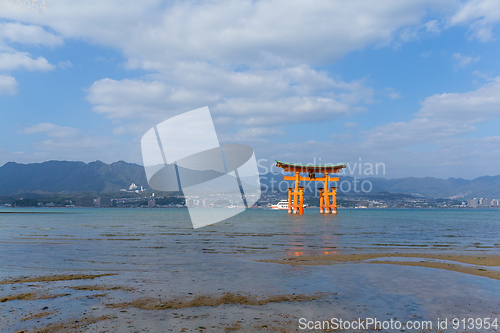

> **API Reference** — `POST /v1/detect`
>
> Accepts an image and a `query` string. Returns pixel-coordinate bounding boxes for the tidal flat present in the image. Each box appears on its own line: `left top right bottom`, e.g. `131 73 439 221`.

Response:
0 207 499 332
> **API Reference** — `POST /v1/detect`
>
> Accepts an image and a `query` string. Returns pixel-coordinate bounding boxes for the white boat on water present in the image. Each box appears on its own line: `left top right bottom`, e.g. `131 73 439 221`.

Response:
271 200 288 210
271 200 307 210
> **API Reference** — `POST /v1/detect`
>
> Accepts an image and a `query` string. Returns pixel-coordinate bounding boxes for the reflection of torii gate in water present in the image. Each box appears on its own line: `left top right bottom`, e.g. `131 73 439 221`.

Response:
276 160 346 214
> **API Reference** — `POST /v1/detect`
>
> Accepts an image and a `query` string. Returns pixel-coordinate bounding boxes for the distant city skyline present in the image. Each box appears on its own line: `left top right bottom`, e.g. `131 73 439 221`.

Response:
467 197 500 207
1 1 500 179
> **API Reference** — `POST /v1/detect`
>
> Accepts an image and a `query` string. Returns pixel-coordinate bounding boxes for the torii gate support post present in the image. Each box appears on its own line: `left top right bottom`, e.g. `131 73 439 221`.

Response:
287 188 293 214
319 188 324 213
323 175 330 214
320 176 339 214
331 186 337 214
293 172 300 213
299 186 305 214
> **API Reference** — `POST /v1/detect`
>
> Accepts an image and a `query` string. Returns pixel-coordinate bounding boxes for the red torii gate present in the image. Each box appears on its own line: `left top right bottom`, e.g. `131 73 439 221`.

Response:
276 160 346 214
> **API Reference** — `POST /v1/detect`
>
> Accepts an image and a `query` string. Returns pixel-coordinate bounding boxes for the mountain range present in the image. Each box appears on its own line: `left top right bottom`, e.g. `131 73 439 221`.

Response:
0 160 148 195
363 176 500 199
0 160 499 199
251 173 500 199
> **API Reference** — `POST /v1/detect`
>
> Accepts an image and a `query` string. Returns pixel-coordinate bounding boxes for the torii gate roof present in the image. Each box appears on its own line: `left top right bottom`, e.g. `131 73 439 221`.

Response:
275 160 346 173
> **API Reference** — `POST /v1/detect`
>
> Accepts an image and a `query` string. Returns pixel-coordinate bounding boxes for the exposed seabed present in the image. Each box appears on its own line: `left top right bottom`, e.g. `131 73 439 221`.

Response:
1 252 500 332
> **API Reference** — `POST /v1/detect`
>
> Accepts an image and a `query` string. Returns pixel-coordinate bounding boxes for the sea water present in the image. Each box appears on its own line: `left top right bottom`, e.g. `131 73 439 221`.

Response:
1 208 500 331
1 208 499 278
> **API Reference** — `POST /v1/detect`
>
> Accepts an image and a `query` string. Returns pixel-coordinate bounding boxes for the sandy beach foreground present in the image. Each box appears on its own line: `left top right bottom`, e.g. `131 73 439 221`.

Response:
1 251 500 332
1 274 330 332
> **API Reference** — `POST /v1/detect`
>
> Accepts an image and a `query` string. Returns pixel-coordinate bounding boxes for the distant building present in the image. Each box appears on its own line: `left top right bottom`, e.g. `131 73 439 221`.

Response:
148 198 156 208
119 183 145 193
467 198 478 208
99 197 112 207
75 197 94 207
467 198 500 208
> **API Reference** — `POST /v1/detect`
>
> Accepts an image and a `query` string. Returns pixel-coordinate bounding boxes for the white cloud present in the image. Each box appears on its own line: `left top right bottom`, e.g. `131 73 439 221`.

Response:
43 0 442 139
344 122 358 128
7 123 137 165
1 0 465 139
0 22 63 47
417 76 500 122
361 118 475 149
452 52 480 68
86 65 372 134
215 96 355 128
0 23 59 94
31 136 118 157
219 127 286 143
256 75 500 178
4 0 499 177
0 52 55 71
24 123 81 138
400 20 441 41
360 77 500 149
15 135 132 166
87 79 180 121
2 0 452 69
122 0 442 70
420 50 432 58
0 74 18 95
58 60 73 69
252 129 500 179
449 0 500 41
385 88 402 99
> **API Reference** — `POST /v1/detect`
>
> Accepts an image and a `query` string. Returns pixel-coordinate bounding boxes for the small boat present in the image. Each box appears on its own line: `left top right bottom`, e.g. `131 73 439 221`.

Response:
271 200 307 210
271 200 288 210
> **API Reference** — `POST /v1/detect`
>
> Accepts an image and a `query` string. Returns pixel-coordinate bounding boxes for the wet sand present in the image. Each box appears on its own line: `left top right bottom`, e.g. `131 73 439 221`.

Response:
1 252 499 332
261 252 500 279
107 292 325 310
27 315 110 333
261 252 500 266
0 274 331 332
0 273 117 285
1 292 71 303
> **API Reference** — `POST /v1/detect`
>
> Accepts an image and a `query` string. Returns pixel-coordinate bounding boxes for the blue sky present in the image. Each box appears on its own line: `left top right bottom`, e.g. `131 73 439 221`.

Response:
1 0 500 179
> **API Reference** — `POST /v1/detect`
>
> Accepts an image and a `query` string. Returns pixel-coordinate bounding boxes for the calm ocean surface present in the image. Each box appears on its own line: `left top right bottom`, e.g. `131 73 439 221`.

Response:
1 207 499 279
